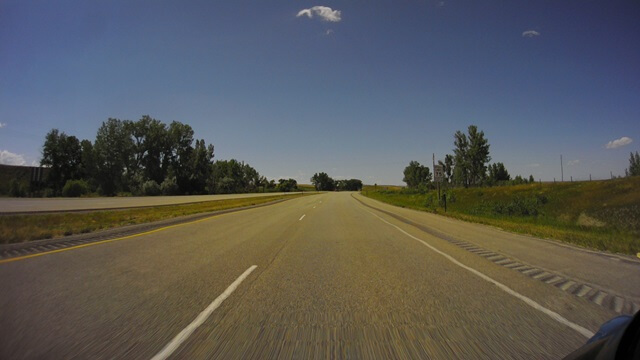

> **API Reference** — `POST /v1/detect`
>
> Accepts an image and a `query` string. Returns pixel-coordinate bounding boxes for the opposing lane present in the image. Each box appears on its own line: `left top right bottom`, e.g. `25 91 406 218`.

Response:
0 192 632 359
0 192 306 213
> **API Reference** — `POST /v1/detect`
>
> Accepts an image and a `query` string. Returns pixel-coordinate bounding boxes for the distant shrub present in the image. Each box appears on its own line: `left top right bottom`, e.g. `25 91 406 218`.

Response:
43 188 56 198
536 194 548 205
9 179 26 197
142 180 161 196
62 180 89 197
161 176 179 195
423 194 438 210
492 196 541 217
447 192 457 203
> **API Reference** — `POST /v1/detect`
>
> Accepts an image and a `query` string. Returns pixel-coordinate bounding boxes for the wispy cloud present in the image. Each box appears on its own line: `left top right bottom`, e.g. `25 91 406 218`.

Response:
0 122 6 128
325 29 334 36
567 160 580 166
0 150 26 166
436 1 445 8
297 6 342 22
606 136 633 149
526 163 541 168
522 30 540 38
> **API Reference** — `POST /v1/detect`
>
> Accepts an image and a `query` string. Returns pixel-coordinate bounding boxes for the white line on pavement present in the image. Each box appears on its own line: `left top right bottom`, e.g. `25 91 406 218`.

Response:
363 209 595 339
299 214 306 221
150 265 258 360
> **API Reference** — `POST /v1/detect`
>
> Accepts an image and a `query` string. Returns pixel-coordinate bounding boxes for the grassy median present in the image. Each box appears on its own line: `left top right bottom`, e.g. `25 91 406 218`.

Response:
362 177 640 255
0 194 307 244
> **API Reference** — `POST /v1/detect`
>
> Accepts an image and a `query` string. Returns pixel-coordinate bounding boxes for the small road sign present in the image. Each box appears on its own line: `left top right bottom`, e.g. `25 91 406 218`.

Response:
434 164 444 183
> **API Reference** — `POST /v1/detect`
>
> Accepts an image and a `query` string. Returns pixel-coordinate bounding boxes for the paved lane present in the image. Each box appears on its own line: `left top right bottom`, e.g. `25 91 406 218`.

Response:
354 193 640 304
0 192 632 359
0 192 306 213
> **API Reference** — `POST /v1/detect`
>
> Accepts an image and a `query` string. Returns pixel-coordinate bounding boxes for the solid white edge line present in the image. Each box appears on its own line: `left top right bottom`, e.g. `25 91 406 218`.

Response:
299 214 306 221
363 209 595 339
150 265 258 360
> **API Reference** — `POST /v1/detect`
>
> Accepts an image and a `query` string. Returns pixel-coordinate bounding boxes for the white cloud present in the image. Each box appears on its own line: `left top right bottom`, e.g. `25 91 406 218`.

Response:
436 1 445 7
325 29 334 35
0 122 6 128
567 160 580 166
522 30 540 38
0 150 27 166
606 136 633 149
297 6 342 22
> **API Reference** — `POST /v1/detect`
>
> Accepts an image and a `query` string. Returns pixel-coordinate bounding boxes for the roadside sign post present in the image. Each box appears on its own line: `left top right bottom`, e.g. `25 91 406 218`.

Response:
434 164 444 202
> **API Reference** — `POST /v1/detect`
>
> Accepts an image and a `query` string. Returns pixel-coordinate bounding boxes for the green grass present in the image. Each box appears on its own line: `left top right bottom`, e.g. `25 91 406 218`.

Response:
362 177 640 255
297 184 317 192
0 193 310 244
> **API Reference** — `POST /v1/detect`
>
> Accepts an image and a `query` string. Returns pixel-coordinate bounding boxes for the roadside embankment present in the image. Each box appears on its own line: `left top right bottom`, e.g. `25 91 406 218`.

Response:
362 177 640 255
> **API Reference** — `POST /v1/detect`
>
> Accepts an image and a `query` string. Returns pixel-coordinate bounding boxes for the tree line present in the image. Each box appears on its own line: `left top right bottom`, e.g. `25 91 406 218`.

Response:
37 115 299 196
403 125 536 190
310 172 363 191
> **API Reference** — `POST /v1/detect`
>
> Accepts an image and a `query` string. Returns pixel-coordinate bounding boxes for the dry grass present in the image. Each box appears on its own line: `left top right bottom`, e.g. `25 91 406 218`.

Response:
0 194 308 244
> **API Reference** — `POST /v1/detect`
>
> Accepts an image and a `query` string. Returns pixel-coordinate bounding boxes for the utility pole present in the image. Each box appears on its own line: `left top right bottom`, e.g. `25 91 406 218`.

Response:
433 153 440 200
560 155 564 182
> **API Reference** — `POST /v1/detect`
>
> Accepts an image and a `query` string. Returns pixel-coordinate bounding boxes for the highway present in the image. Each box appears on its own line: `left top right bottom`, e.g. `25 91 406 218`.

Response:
1 192 638 359
0 192 305 213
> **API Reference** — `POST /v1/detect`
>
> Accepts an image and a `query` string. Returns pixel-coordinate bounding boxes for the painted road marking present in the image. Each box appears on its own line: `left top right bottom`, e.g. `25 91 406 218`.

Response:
0 210 240 265
363 208 595 339
151 265 257 360
299 214 306 221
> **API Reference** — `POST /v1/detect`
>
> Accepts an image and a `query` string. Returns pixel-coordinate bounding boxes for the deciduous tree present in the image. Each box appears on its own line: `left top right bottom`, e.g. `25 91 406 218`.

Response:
402 161 432 188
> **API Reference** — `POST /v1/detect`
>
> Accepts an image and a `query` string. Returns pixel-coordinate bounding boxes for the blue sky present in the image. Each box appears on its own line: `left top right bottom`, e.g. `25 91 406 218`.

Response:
1 1 638 185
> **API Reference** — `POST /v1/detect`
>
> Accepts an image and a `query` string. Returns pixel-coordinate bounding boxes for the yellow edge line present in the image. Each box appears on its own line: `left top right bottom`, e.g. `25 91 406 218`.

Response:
0 210 236 265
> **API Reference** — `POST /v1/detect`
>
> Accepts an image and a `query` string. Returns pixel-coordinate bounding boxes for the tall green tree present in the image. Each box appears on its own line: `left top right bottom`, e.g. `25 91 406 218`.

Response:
453 125 491 187
78 139 97 188
402 161 432 188
189 139 214 194
41 129 83 192
628 151 640 176
487 162 510 185
443 154 454 184
311 172 335 191
166 121 195 193
127 115 169 184
453 130 470 187
211 159 260 194
277 178 298 192
335 179 363 191
94 118 134 195
467 125 491 186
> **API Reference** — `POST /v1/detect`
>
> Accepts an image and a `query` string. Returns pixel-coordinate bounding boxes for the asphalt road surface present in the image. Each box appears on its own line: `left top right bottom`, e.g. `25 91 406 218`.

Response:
1 192 638 359
0 192 305 213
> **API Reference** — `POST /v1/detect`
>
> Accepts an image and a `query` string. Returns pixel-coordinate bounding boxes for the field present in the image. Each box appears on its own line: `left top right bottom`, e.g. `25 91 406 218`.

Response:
0 193 309 244
362 177 640 255
297 184 317 192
